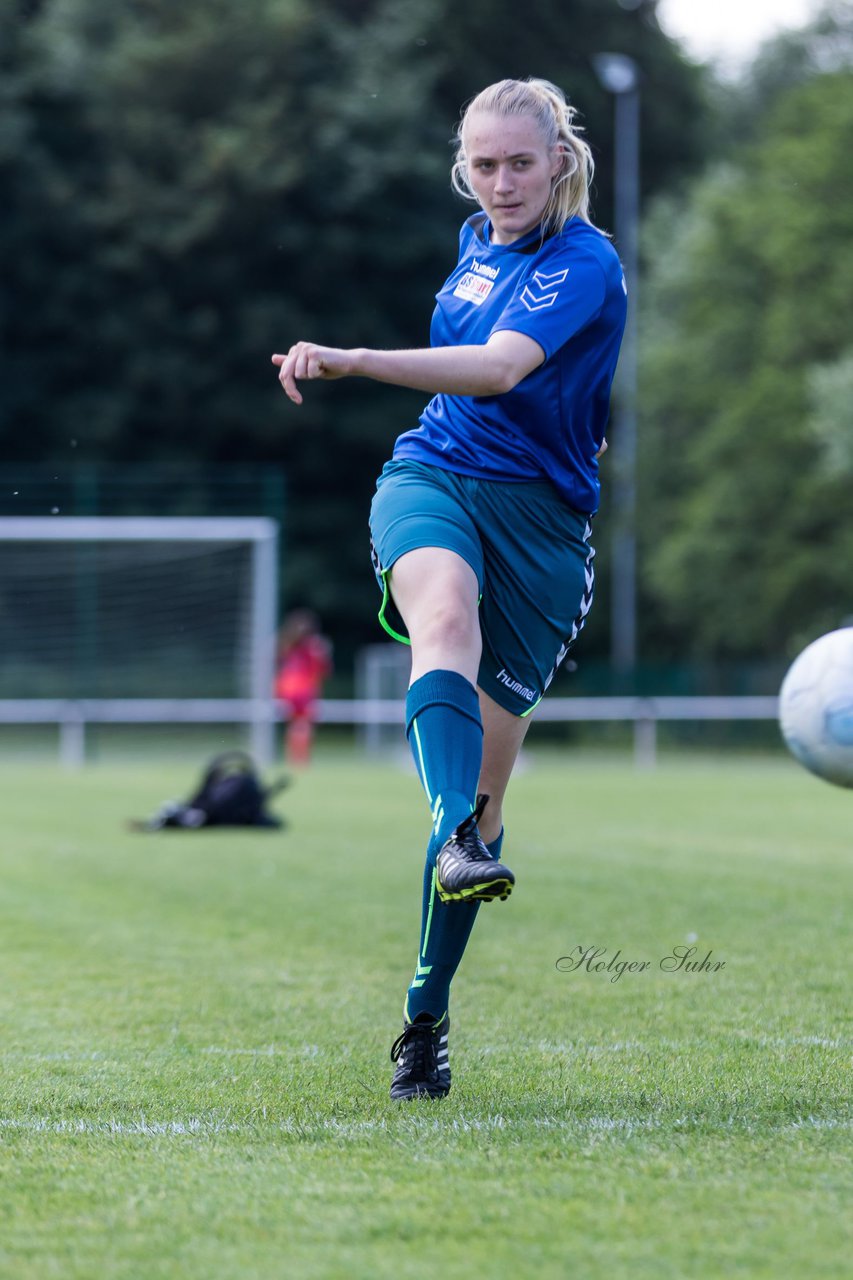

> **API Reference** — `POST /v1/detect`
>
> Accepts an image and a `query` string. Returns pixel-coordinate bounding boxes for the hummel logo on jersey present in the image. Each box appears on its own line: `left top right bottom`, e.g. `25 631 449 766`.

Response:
471 259 499 280
520 267 570 312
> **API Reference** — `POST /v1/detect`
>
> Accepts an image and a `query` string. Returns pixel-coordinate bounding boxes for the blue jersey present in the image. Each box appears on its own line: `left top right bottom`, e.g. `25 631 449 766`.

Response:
393 213 627 514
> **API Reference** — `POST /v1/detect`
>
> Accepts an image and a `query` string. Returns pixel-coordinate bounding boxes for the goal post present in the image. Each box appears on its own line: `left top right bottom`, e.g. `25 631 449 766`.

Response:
0 516 280 764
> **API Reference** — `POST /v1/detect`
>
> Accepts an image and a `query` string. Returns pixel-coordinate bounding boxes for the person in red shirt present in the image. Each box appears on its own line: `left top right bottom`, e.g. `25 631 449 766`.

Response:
274 609 332 765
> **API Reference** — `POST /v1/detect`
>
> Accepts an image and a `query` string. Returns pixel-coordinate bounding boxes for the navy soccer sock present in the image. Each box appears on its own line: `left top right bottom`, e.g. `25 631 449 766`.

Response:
403 669 485 1020
406 819 506 1023
405 669 483 849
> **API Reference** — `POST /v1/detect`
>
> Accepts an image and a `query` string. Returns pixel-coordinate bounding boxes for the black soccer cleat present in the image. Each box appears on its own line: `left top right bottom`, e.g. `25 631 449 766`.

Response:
390 1012 451 1100
435 794 515 904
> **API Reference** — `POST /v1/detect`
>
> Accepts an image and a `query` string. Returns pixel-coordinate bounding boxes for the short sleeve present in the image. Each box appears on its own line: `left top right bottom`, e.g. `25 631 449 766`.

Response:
489 251 608 360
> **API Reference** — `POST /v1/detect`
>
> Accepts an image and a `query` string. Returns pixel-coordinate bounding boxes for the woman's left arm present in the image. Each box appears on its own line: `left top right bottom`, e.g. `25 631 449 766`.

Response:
272 331 544 406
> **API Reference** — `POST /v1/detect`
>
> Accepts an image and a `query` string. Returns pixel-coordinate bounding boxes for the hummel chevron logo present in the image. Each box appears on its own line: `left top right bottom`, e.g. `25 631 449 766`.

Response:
520 267 570 312
533 268 570 286
411 962 433 989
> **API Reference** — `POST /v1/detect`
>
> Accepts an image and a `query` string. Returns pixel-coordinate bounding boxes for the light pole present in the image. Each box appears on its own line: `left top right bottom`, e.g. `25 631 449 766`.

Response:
592 53 640 675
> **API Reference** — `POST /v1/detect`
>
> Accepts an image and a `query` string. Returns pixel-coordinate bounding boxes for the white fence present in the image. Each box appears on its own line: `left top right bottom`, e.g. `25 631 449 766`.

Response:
0 695 780 768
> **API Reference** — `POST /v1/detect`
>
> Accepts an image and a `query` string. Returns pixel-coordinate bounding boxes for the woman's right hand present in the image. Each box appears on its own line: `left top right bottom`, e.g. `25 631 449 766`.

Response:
272 344 356 405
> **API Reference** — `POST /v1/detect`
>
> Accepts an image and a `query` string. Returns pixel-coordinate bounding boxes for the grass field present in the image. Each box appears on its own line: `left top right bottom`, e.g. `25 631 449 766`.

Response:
1 748 851 1279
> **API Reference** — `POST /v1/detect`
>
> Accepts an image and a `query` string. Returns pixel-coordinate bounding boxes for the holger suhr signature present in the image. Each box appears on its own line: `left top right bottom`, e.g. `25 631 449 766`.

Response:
556 945 726 983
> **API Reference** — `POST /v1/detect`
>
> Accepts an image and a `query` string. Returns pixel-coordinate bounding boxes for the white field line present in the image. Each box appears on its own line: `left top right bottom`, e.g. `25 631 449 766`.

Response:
5 1035 849 1066
201 1045 322 1058
0 1045 322 1063
504 1036 853 1054
747 1035 853 1049
0 1117 243 1136
0 1114 850 1140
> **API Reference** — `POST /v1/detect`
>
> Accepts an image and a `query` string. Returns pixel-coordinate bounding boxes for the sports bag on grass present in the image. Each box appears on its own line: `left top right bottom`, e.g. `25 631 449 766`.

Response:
132 751 289 830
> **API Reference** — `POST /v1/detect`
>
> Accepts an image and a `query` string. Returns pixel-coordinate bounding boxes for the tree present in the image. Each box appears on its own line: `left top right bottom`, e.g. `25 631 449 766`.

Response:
638 68 853 663
1 0 710 664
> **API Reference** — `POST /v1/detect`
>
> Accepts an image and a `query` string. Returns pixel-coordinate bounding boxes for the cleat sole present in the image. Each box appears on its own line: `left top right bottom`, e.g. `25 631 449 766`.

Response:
435 876 514 904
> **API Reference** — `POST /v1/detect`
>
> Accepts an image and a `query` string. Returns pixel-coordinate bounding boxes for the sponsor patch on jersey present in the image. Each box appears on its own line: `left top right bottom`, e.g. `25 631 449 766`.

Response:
453 272 495 306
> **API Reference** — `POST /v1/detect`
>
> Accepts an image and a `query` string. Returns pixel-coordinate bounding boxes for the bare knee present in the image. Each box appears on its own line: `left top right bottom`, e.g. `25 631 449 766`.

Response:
408 600 482 683
389 548 482 682
413 599 479 653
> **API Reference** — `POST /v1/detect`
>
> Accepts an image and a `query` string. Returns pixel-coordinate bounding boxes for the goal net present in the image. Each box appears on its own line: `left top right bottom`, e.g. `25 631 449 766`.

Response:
0 517 279 757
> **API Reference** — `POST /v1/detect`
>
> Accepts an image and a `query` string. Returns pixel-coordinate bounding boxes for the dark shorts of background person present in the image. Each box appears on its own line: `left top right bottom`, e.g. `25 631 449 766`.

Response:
369 458 595 717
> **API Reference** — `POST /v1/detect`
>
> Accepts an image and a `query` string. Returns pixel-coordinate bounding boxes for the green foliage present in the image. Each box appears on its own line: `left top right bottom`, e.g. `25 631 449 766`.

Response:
639 68 853 661
1 0 708 659
807 349 853 476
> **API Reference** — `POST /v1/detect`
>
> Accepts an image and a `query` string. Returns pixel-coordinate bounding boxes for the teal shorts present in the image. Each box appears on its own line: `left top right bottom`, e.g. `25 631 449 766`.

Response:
368 458 595 717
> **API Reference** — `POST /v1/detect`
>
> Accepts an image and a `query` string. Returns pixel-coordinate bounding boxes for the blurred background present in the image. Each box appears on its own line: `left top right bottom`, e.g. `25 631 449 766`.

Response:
2 0 851 761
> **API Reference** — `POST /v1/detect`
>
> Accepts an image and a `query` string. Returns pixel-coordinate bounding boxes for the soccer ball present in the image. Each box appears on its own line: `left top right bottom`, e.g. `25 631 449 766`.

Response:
778 628 853 787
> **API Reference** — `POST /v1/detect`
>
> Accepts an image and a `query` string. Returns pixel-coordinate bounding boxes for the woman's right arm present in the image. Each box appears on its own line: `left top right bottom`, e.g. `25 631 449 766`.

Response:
271 331 546 406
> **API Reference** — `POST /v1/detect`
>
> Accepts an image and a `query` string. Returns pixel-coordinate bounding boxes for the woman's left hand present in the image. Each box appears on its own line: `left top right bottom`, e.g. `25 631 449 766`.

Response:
595 437 608 460
272 344 355 406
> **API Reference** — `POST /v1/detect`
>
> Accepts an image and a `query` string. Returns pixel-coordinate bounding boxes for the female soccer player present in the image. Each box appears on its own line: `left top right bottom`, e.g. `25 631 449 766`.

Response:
273 77 627 1100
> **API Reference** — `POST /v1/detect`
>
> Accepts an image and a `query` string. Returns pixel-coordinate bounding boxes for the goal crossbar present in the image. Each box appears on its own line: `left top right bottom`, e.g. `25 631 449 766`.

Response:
0 517 277 541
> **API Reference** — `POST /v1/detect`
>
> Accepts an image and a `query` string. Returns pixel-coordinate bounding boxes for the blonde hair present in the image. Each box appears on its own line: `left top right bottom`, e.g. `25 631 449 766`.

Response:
450 77 595 233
